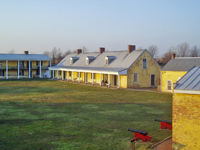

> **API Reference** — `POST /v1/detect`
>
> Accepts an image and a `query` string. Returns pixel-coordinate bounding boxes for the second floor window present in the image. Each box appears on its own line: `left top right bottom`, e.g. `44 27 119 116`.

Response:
143 58 147 69
0 61 3 66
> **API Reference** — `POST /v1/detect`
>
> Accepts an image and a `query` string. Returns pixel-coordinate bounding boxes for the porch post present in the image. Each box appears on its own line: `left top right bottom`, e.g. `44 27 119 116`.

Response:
40 60 42 78
6 60 8 79
49 70 51 78
29 60 30 78
118 74 119 89
85 72 87 84
53 70 54 79
62 70 64 80
57 70 59 79
67 71 69 81
79 72 80 83
73 71 74 82
100 73 102 86
92 73 94 85
18 60 19 79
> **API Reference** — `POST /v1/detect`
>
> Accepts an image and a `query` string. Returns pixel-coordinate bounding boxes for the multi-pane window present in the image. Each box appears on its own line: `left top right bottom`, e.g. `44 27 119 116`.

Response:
143 58 147 69
167 80 172 91
0 61 3 66
58 71 61 76
133 73 138 83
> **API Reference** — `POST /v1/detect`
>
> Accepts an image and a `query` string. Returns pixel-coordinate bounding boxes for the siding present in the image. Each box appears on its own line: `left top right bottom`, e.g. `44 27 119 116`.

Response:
127 51 160 87
161 71 187 93
173 93 200 149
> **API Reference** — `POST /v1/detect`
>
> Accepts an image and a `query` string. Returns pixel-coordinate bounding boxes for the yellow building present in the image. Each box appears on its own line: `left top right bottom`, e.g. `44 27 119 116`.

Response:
173 66 200 149
161 56 200 93
49 45 161 89
0 51 51 79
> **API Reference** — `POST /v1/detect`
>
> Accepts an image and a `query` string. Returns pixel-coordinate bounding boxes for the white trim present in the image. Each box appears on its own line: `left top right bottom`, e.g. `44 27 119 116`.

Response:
18 60 19 79
6 60 8 79
92 73 94 85
67 71 69 81
85 72 87 84
62 70 64 80
29 60 30 78
142 58 147 70
79 72 80 83
174 89 200 95
100 73 101 86
133 73 139 83
167 80 172 91
40 60 41 78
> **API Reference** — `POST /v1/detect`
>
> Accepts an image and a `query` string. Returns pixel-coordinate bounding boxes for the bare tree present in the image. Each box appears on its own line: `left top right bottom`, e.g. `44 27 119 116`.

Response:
56 48 64 62
51 47 58 66
177 42 189 57
190 46 199 57
63 50 72 57
148 45 158 58
161 46 176 64
43 51 51 57
82 46 88 53
8 49 15 54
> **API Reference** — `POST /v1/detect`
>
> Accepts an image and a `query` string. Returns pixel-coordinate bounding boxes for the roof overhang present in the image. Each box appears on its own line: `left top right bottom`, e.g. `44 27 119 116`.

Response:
174 89 200 95
49 66 127 75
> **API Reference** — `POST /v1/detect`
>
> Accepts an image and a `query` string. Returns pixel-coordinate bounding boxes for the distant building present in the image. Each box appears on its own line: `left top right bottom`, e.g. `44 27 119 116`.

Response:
160 55 200 93
0 51 51 79
173 66 200 149
49 45 161 88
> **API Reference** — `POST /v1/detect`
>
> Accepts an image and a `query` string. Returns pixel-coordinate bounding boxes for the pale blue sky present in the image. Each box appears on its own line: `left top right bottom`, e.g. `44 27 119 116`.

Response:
0 0 200 55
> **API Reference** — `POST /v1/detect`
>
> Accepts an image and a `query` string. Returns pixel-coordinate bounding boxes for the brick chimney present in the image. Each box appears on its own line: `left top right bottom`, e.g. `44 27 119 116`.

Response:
128 45 136 54
171 53 176 59
24 51 29 54
99 47 105 54
77 49 82 55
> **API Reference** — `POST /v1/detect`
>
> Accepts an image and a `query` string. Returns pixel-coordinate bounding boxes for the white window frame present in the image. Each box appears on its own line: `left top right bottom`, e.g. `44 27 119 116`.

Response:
142 58 147 70
70 58 73 65
133 73 138 83
0 61 3 66
105 57 108 65
85 58 89 65
167 80 172 91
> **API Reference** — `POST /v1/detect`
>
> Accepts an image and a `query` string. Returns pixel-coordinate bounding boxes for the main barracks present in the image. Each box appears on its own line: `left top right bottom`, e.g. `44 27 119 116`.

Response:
49 45 161 89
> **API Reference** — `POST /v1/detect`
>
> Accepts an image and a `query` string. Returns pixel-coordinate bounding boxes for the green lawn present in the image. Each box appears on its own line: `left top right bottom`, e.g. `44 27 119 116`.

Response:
0 79 172 150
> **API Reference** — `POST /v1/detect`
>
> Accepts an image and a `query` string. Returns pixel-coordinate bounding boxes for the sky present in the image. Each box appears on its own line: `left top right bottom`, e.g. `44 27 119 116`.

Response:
0 0 200 56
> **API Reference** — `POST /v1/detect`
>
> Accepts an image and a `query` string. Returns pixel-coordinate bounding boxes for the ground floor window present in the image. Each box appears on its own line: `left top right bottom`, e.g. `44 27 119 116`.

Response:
19 70 24 76
58 71 61 76
167 80 172 91
133 73 138 83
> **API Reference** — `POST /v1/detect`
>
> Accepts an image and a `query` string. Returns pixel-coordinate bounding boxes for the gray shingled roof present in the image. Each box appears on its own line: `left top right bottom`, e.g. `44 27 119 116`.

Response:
161 57 200 71
175 66 200 91
56 49 145 69
0 54 51 61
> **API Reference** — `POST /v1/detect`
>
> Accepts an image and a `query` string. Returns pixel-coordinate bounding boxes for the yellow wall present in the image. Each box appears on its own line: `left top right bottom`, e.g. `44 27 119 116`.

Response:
8 61 17 66
173 93 200 149
119 75 127 88
127 51 160 88
42 61 49 66
161 71 187 93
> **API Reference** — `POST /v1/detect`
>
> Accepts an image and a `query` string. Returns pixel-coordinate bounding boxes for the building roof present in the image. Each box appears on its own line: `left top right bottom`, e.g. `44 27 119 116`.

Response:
161 57 200 71
0 54 51 61
55 49 146 69
174 66 200 94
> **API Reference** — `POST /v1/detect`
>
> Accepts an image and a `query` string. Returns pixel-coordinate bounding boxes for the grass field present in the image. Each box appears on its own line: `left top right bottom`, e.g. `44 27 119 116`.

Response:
0 79 172 150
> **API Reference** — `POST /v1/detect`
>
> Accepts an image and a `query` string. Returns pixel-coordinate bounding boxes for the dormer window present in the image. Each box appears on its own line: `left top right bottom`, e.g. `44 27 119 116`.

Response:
85 56 96 65
70 57 79 65
105 56 116 65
